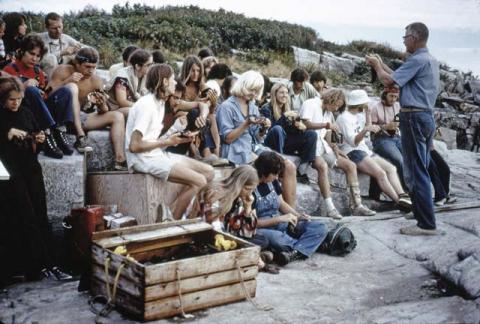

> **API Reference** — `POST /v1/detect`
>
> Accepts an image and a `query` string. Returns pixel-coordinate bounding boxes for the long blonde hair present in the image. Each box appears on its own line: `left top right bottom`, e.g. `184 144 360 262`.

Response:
200 165 259 218
270 83 290 121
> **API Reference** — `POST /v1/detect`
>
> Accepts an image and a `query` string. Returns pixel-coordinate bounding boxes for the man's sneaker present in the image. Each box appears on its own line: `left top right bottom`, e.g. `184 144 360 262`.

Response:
397 193 412 209
50 267 73 281
54 129 74 155
399 225 444 236
352 204 376 216
434 198 446 206
445 195 457 204
74 136 93 153
114 160 128 171
326 208 343 220
44 133 63 159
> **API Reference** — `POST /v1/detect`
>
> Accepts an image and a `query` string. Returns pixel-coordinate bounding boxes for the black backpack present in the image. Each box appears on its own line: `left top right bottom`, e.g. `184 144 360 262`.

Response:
319 224 357 256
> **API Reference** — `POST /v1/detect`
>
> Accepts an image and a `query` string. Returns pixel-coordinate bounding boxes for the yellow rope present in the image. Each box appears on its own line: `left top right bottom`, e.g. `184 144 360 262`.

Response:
176 268 194 319
104 257 111 301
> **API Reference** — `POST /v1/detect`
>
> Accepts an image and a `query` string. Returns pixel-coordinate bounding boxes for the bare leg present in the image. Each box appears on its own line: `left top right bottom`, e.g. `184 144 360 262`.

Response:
373 156 405 195
336 155 357 185
65 83 85 137
84 111 126 162
312 156 331 198
167 158 213 219
116 107 130 119
281 158 297 208
357 156 399 202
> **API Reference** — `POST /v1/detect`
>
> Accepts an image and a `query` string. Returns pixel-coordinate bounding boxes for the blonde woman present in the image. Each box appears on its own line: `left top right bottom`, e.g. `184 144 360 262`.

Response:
216 71 298 208
260 82 317 180
336 90 411 210
191 165 279 273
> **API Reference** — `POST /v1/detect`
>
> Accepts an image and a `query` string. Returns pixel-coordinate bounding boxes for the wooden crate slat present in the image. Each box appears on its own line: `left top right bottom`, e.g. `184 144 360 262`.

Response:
144 279 257 320
95 222 212 248
92 245 145 284
91 264 144 299
145 246 260 285
145 265 258 301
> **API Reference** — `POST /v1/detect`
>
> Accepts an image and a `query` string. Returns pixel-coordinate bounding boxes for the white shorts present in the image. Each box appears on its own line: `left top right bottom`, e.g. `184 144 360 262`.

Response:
132 152 187 181
321 151 337 168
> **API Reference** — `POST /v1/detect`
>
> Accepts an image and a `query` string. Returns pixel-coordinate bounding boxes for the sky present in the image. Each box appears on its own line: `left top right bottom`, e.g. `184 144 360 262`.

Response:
2 0 480 75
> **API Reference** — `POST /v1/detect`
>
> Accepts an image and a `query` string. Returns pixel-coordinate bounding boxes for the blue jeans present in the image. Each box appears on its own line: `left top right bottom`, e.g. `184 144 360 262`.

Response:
45 86 75 126
257 220 327 257
24 86 55 129
428 149 450 201
399 111 436 229
373 135 405 184
264 125 317 164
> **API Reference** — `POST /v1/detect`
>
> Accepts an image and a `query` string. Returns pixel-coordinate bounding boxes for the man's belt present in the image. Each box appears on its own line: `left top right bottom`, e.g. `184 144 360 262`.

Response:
400 107 429 113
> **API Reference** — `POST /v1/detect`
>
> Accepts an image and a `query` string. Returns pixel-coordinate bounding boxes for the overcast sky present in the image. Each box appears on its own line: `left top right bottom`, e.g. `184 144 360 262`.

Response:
2 0 480 74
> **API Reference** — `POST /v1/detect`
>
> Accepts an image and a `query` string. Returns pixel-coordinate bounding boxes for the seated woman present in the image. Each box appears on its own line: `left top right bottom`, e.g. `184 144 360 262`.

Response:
216 70 298 208
2 12 27 61
3 34 75 158
336 90 412 210
301 89 375 218
253 151 328 266
190 165 278 273
126 63 214 220
370 86 456 205
0 76 71 286
179 55 219 159
106 48 152 117
261 82 317 177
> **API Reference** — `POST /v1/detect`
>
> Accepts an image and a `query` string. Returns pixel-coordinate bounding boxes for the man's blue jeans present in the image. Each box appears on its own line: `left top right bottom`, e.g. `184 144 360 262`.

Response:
399 111 436 229
264 125 317 164
257 220 327 257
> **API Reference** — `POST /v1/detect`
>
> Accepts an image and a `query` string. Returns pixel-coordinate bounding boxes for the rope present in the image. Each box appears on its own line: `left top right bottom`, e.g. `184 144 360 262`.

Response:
235 261 273 311
176 269 194 319
89 257 125 320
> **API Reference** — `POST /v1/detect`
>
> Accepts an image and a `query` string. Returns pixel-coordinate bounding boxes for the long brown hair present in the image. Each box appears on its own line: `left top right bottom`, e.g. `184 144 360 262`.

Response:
146 63 173 100
269 83 290 121
180 55 204 92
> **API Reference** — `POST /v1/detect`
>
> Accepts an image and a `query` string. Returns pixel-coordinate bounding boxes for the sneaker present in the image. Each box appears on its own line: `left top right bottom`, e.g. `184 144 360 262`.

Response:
54 129 74 155
404 211 414 220
326 208 343 220
445 195 457 204
74 136 93 153
114 160 128 171
398 193 412 209
44 133 63 159
352 204 376 216
50 267 73 281
399 225 444 236
434 198 446 206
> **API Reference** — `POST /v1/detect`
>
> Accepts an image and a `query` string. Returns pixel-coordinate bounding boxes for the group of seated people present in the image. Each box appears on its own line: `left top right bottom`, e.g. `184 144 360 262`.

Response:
0 11 455 282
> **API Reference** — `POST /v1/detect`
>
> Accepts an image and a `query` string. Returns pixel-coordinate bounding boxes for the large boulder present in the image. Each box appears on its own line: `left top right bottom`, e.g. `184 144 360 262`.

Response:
320 51 357 76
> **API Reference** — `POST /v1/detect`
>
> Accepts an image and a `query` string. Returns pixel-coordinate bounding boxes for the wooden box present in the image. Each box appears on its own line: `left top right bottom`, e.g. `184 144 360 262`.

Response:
90 218 260 321
87 171 185 225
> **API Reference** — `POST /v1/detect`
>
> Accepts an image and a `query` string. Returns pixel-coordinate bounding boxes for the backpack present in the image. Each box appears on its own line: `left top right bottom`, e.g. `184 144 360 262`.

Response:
318 224 357 256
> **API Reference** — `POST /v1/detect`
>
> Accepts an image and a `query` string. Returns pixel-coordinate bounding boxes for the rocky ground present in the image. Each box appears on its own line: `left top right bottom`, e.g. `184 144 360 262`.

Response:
1 149 479 324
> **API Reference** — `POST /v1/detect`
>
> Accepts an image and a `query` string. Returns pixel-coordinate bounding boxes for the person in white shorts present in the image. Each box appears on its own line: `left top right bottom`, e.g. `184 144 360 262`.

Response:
126 63 214 220
336 89 412 211
300 89 375 219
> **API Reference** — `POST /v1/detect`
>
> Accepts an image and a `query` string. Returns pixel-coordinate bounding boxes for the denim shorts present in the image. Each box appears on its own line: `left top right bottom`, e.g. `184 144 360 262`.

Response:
347 149 369 164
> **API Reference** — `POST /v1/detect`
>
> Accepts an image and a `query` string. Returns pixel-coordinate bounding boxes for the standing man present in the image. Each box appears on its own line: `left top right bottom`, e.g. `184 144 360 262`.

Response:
38 12 82 77
366 22 441 235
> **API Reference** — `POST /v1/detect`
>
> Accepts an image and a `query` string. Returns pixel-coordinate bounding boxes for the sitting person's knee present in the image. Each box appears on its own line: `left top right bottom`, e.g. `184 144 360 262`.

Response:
283 159 296 173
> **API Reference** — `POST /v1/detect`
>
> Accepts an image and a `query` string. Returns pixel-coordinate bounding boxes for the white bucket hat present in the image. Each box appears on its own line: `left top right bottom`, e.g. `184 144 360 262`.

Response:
347 90 369 106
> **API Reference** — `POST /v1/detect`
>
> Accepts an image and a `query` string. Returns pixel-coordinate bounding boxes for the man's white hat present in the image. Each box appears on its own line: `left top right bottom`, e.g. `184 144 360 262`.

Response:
347 90 369 106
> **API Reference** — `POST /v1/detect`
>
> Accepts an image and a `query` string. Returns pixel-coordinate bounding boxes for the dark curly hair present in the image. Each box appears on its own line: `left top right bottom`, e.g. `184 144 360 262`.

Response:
254 151 285 178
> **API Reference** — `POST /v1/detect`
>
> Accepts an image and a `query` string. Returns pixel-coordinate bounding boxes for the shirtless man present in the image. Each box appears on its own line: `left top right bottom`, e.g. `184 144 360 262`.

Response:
48 46 127 170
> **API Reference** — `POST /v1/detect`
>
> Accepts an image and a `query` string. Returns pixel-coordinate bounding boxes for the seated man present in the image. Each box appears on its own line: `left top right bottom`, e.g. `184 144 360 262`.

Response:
287 68 319 111
38 12 82 77
126 63 214 220
48 47 127 170
253 151 328 265
108 45 139 80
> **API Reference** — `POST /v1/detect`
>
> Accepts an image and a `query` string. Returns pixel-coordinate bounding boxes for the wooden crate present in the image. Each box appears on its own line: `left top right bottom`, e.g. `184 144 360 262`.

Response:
87 171 185 225
90 218 260 321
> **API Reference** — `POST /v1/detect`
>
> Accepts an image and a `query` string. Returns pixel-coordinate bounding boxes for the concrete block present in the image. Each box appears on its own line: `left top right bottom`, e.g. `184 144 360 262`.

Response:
39 152 85 223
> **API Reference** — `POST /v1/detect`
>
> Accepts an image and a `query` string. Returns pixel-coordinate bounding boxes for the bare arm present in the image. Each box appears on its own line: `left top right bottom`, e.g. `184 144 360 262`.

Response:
129 130 191 153
224 119 250 144
365 55 395 87
115 87 134 108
